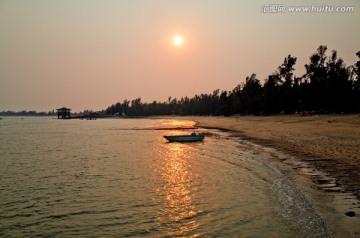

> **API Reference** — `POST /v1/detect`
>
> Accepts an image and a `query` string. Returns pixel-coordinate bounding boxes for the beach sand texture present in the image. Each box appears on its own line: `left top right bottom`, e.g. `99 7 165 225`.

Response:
195 114 360 198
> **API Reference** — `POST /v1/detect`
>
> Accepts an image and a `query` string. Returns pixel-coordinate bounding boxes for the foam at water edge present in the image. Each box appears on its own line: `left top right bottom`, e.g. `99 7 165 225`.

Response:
272 177 333 237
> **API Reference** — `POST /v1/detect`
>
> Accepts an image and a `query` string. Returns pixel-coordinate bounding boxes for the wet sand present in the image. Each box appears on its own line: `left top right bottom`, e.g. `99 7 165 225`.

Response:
193 114 360 199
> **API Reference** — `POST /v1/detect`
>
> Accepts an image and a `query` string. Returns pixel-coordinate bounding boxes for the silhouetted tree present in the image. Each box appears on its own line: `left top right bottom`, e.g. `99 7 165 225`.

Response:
326 50 351 112
278 55 298 113
230 84 242 115
218 90 230 116
104 46 359 116
303 45 328 111
354 51 360 87
350 51 360 112
240 74 262 115
263 73 281 114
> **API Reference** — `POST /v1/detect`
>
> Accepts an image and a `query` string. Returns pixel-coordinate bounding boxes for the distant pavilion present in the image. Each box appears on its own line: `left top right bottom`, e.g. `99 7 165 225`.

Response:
56 107 71 119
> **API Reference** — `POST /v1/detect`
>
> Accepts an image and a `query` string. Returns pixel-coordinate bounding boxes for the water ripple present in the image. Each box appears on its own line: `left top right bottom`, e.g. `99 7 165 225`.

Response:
0 118 334 237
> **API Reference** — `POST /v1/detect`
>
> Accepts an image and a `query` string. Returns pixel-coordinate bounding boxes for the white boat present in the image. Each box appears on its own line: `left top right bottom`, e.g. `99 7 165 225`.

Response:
163 132 205 142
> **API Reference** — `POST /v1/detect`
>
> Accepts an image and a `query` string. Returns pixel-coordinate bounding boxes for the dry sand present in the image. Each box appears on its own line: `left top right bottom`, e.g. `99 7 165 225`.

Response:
193 114 360 198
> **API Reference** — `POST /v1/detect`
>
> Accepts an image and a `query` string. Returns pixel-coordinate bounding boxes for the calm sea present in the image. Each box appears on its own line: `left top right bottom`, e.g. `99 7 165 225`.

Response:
0 117 333 237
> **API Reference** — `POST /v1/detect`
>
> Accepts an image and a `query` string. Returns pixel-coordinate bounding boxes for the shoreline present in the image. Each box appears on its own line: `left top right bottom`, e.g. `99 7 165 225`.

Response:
191 114 360 236
192 114 360 199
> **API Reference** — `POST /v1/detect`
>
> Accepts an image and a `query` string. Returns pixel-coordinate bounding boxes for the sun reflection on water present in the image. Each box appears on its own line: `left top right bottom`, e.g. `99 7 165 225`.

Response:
155 142 202 237
158 119 196 128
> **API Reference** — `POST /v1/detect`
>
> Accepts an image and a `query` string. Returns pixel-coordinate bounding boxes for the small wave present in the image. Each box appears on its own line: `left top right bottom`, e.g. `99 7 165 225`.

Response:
272 177 333 237
44 208 119 220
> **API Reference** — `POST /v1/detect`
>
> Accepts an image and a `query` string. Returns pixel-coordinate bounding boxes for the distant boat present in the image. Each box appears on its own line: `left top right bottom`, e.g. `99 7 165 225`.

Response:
163 132 205 142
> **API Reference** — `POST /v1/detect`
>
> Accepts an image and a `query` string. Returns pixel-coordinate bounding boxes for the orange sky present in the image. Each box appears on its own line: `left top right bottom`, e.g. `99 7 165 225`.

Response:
0 0 359 112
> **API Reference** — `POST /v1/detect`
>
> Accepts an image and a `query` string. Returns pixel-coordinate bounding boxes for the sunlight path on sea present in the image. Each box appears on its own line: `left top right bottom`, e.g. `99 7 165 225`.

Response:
0 117 333 237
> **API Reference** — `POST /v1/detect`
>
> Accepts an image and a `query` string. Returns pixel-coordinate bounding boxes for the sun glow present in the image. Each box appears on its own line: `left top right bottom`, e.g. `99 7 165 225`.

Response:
173 35 184 46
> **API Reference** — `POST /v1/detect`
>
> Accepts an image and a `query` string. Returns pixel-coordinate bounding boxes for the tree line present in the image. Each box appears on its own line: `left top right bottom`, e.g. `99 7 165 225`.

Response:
106 45 360 116
0 110 56 116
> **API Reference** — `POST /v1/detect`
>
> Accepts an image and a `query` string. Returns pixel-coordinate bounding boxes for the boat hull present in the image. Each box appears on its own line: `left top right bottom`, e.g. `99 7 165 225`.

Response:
163 135 204 142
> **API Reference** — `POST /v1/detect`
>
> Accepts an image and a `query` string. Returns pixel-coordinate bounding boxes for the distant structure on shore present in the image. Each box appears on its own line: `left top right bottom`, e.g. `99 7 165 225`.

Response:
56 107 71 119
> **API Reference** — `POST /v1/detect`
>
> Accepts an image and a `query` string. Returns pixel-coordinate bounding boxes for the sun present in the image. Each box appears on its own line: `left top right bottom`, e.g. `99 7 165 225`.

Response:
173 35 184 46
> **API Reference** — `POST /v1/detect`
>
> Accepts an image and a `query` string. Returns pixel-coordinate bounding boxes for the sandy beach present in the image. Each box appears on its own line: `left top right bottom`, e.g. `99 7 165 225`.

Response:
193 114 360 199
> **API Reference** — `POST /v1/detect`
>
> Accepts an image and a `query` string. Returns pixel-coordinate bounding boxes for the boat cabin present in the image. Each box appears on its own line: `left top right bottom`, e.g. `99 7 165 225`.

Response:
57 107 71 119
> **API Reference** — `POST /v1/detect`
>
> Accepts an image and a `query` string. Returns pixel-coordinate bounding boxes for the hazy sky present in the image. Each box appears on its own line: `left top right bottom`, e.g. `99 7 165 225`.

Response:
1 0 359 112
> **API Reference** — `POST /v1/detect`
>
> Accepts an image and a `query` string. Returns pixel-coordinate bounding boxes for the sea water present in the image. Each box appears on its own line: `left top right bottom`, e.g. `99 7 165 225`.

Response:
0 117 333 237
